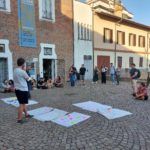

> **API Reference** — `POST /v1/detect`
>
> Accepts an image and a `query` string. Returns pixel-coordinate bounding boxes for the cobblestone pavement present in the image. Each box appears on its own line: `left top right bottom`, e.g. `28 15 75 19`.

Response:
1 81 150 150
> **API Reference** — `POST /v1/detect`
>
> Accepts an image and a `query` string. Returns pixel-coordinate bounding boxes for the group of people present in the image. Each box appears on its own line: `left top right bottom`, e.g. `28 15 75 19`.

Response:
93 63 121 85
68 64 86 87
1 79 15 92
3 57 149 124
37 76 63 89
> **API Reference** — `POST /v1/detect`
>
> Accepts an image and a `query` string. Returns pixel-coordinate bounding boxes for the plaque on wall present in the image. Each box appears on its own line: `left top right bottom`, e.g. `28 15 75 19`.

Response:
44 47 52 55
0 44 5 53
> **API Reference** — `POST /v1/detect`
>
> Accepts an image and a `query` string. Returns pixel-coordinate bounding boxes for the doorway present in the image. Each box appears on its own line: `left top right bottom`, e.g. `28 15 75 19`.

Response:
84 55 93 80
43 59 52 81
97 55 110 69
0 58 8 85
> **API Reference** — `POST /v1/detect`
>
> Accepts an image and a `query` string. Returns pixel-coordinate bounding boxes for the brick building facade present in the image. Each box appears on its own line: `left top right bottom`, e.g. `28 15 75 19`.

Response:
0 0 73 83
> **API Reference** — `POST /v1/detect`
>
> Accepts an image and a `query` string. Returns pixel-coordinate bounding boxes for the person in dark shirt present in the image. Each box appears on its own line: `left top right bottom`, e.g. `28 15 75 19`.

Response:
130 63 138 96
37 78 48 89
79 64 86 85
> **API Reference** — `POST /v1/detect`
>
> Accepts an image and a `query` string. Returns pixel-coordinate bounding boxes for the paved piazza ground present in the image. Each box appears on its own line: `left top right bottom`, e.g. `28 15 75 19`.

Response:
1 81 150 150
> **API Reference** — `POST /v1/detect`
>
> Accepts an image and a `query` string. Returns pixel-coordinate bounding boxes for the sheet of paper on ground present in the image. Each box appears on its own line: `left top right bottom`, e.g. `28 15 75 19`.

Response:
28 107 53 116
1 97 17 104
52 112 90 127
34 108 68 121
73 101 112 112
98 108 132 119
73 101 132 119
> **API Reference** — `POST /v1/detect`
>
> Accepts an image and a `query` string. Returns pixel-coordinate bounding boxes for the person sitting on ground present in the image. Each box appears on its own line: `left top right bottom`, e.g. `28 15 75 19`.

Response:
47 79 54 88
37 78 48 89
8 79 15 92
31 78 37 90
53 76 63 87
135 82 148 100
1 79 11 92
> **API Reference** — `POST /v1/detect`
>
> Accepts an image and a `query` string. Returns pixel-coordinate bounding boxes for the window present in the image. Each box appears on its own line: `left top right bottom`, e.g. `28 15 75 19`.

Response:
117 56 122 67
129 57 133 67
139 57 143 67
81 23 83 40
0 44 5 53
42 0 52 19
78 22 80 40
90 25 92 41
117 31 125 45
0 0 5 9
84 24 87 40
39 0 55 22
0 0 10 12
129 33 136 46
104 28 113 43
87 25 89 40
138 36 145 47
44 47 52 55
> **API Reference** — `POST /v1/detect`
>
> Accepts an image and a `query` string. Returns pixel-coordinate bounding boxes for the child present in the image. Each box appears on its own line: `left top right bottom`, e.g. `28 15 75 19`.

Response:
135 82 148 100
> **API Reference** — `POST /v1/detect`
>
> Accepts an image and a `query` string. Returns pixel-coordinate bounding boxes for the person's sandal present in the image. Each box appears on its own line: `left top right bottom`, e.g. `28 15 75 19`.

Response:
25 114 34 118
17 120 25 124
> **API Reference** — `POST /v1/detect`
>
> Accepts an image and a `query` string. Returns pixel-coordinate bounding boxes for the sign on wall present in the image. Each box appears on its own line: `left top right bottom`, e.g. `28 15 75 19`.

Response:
18 0 36 47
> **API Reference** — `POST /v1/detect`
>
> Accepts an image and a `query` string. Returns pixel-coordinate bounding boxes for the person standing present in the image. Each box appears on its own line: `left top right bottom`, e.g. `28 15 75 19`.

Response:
93 66 99 83
147 64 150 87
14 58 33 124
130 63 138 96
69 65 77 87
115 66 121 85
101 64 108 84
79 64 86 85
110 63 116 84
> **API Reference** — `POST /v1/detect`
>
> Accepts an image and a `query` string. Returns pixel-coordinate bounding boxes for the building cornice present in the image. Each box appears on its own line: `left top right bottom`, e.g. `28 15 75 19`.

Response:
96 12 150 31
94 47 150 54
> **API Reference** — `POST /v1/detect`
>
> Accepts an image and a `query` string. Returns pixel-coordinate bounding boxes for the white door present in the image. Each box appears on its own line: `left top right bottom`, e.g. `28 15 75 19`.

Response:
84 56 93 80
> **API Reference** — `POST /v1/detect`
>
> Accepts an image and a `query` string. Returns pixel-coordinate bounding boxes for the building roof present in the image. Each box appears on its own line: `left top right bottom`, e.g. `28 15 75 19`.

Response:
87 0 133 19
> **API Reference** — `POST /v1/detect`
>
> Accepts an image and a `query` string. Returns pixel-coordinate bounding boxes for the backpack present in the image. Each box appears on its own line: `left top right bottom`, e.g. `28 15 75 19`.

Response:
136 69 141 78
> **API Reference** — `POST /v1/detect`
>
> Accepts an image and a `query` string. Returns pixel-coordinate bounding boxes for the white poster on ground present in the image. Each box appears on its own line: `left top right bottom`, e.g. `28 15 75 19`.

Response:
52 112 90 127
73 101 112 112
97 108 132 120
1 97 17 104
28 107 53 116
34 109 68 121
11 100 38 107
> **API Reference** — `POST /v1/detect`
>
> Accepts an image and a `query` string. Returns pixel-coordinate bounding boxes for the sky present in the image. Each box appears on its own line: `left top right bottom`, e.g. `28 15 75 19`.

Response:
80 0 150 26
122 0 150 26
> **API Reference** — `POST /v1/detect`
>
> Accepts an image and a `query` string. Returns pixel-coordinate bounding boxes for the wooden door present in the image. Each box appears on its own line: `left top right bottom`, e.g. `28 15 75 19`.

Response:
97 56 110 69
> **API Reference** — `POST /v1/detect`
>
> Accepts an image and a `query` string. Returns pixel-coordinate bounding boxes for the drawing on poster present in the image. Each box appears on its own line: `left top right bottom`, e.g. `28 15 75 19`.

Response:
52 112 90 127
98 108 132 119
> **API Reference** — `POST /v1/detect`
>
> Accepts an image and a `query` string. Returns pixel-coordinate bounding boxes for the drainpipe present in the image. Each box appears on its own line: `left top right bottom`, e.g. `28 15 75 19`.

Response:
92 2 94 74
147 32 150 70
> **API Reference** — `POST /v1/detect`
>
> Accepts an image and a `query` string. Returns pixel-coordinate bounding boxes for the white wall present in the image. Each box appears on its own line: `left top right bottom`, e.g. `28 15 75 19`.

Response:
74 0 93 78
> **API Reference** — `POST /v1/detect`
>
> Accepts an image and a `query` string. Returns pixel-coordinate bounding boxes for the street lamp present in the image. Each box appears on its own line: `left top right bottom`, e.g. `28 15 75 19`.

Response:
114 17 122 68
147 32 150 70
